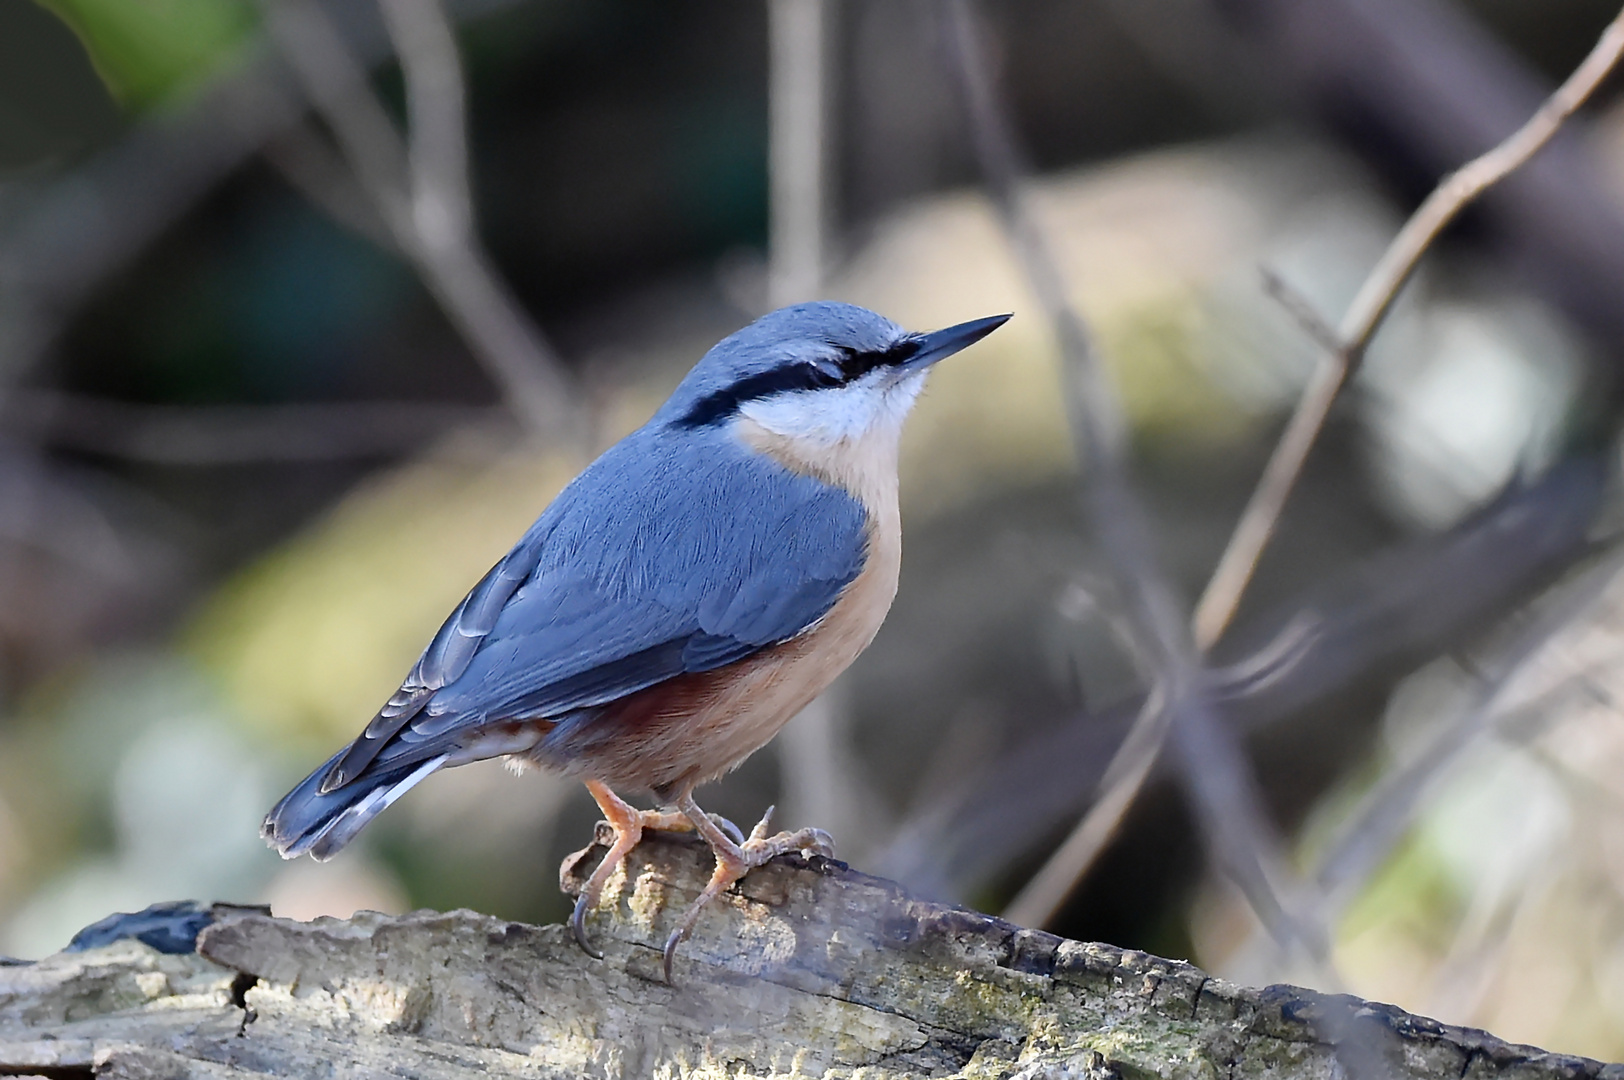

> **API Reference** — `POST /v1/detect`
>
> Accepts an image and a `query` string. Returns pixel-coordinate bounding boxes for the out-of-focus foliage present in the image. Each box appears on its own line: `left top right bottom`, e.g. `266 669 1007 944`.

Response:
31 0 255 108
2 1 1622 1065
0 654 276 957
0 126 1599 961
841 138 1588 533
1196 548 1624 1060
838 143 1300 513
187 441 584 750
0 2 122 165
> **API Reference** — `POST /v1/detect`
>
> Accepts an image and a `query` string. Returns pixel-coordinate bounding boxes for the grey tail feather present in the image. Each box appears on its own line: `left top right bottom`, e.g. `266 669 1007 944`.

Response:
263 750 447 861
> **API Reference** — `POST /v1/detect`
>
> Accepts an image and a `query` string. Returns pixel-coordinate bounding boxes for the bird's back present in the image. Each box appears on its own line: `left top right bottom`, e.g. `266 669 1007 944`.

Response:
263 421 872 858
261 299 991 862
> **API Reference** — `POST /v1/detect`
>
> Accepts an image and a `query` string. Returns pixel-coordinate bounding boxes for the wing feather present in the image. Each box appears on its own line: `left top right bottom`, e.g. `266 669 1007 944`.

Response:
321 542 542 790
321 430 867 789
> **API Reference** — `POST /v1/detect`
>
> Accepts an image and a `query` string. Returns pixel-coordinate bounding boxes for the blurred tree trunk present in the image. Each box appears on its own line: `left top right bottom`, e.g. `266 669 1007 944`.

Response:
0 830 1615 1079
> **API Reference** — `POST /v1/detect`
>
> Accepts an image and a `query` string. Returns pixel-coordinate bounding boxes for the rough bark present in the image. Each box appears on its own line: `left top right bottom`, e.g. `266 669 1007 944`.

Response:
1 828 1618 1079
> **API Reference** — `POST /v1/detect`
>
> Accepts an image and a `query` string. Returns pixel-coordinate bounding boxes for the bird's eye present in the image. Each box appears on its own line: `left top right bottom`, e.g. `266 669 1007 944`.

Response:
807 357 845 386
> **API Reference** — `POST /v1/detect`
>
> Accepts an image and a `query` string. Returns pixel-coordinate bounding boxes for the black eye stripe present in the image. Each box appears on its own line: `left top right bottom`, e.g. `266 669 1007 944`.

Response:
674 365 832 428
675 338 921 428
836 338 920 380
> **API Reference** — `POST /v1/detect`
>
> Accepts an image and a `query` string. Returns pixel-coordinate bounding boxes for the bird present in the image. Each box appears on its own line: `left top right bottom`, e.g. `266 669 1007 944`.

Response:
261 301 1011 979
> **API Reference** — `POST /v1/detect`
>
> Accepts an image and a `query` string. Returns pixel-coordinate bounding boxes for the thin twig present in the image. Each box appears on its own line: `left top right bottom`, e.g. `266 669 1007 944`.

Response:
260 0 580 443
1057 576 1164 681
1001 686 1167 924
1010 4 1624 931
378 0 473 250
942 1 1320 965
1257 267 1340 356
1191 5 1624 650
766 0 829 309
9 391 494 465
1310 548 1624 918
764 0 875 841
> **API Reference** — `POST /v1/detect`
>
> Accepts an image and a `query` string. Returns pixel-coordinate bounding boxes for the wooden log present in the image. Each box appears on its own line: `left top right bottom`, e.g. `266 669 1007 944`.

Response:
1 827 1618 1078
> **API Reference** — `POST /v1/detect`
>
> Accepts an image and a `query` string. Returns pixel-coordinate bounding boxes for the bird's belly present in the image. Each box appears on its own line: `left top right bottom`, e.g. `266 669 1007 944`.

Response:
557 527 900 794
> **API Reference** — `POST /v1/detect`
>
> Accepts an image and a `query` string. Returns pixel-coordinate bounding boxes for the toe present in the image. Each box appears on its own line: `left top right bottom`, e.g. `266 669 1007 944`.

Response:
746 805 777 843
740 826 838 866
636 809 693 833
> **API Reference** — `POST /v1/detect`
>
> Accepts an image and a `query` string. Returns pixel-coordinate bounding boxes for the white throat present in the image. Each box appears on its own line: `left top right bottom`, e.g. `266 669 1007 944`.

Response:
738 370 925 448
733 370 926 512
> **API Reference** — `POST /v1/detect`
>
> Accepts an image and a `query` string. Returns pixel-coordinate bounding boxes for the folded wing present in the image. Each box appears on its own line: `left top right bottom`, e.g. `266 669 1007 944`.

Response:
262 431 868 857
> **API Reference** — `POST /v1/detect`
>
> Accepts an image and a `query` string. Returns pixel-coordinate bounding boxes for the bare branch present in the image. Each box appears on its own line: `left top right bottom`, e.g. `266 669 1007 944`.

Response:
766 0 829 309
378 0 473 247
1341 13 1624 353
1002 686 1168 927
6 843 1608 1080
1190 5 1624 651
1190 350 1348 647
259 0 581 443
1257 266 1340 357
1310 548 1624 917
8 391 495 465
1016 5 1624 936
941 0 1321 967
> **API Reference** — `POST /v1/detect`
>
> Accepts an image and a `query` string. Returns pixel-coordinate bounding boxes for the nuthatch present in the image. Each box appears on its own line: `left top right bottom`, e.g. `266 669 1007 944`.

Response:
262 301 1010 977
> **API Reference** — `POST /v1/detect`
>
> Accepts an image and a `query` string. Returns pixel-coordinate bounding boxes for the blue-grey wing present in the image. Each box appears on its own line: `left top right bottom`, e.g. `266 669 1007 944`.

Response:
321 540 541 789
324 429 868 786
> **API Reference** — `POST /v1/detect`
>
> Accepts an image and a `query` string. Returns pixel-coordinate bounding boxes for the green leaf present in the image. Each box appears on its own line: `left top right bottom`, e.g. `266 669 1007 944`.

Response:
31 0 257 109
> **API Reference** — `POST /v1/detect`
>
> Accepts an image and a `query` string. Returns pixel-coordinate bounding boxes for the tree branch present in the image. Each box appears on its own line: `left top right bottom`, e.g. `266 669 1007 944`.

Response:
1 834 1614 1079
1190 4 1624 651
941 1 1319 967
260 0 581 443
5 390 496 465
1002 2 1624 932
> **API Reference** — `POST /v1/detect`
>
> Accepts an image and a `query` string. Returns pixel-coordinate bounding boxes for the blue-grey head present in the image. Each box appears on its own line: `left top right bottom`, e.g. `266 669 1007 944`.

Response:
653 302 1010 453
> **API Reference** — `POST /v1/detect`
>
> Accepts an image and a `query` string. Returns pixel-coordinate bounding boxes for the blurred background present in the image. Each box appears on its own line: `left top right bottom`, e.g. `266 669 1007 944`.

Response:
3 0 1624 1059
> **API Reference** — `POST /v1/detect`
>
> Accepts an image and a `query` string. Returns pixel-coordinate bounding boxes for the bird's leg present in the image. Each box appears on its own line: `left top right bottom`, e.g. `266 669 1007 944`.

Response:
571 779 699 958
663 791 835 982
570 780 749 957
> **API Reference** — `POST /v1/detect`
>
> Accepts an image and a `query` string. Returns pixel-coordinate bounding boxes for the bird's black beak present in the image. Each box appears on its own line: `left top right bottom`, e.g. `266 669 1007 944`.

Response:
900 312 1013 372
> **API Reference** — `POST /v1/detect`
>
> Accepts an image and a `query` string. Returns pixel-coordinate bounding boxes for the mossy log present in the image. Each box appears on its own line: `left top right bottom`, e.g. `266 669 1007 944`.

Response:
1 827 1618 1079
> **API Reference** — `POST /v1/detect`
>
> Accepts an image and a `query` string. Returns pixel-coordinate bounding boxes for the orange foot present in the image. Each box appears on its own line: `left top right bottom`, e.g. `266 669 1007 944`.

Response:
569 779 743 958
662 793 835 983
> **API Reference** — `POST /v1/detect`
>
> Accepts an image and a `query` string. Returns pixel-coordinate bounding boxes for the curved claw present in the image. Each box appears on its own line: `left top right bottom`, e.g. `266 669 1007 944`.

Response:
572 780 678 963
803 828 836 859
571 892 603 959
713 814 745 846
662 926 687 984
